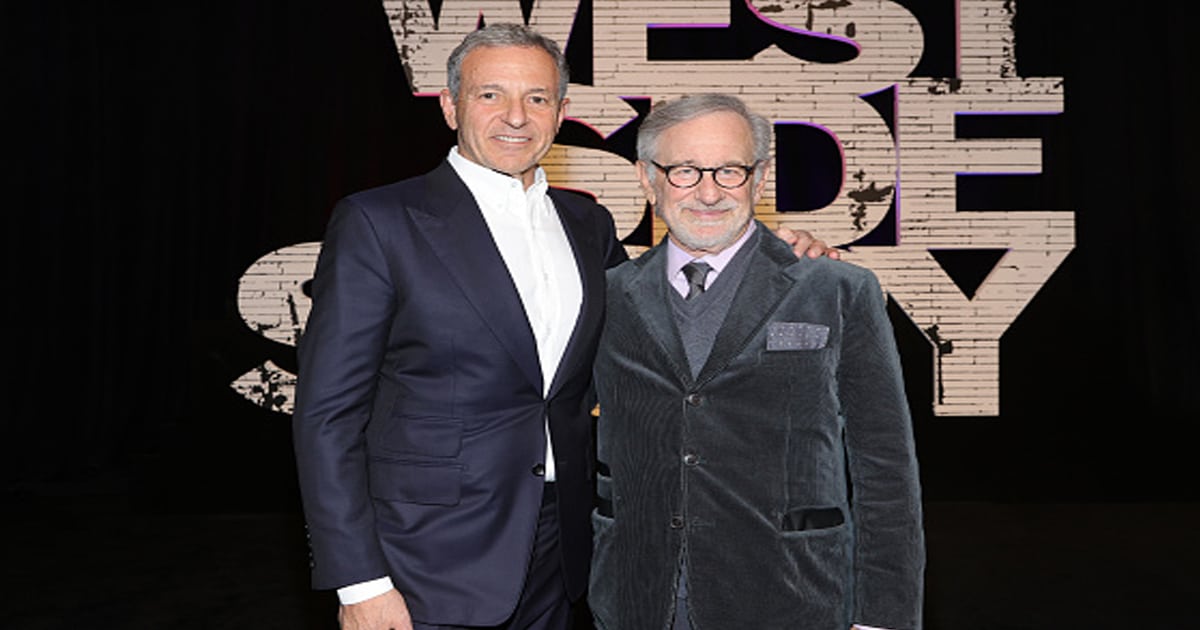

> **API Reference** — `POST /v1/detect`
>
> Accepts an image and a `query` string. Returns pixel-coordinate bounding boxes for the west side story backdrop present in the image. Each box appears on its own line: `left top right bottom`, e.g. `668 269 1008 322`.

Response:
6 0 1198 509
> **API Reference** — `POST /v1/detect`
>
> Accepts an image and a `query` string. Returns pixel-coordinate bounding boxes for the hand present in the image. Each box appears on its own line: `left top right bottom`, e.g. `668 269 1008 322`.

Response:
339 589 413 630
774 225 841 260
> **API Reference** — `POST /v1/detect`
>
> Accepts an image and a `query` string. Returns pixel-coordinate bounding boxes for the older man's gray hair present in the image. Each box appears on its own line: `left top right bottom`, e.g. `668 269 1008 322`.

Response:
637 93 773 184
446 23 570 102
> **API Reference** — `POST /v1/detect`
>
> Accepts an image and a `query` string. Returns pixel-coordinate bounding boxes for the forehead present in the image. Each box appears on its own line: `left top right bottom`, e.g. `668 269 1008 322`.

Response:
655 111 755 163
460 45 559 89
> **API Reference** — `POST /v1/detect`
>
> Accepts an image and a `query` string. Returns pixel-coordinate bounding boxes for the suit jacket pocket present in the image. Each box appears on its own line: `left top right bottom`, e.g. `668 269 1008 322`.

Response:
595 470 613 518
368 456 462 506
781 506 845 532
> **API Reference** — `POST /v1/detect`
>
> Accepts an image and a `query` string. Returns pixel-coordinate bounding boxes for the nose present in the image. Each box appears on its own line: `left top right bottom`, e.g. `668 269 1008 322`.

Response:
502 99 527 128
694 174 724 206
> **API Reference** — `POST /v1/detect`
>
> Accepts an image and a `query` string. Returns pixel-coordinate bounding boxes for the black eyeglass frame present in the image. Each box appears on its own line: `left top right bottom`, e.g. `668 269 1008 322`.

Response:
650 160 760 189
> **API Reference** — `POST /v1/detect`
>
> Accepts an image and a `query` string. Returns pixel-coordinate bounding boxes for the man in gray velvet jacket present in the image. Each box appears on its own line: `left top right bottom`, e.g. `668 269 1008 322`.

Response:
589 94 924 630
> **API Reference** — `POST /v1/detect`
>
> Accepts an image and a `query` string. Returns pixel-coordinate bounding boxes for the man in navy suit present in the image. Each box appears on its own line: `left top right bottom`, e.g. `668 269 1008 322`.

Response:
293 24 625 630
293 24 830 630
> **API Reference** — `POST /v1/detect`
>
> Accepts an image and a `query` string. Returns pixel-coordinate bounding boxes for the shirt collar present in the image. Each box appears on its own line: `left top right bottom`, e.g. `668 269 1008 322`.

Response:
447 147 549 208
666 220 758 280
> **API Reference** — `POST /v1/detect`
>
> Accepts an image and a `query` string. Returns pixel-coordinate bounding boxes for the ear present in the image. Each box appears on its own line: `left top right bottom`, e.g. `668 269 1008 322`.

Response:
555 96 570 130
635 160 657 206
439 88 458 130
751 158 772 204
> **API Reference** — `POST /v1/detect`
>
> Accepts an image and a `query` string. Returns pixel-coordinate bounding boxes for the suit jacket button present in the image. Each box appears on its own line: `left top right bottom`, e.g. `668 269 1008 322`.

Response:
531 463 545 477
685 393 702 406
669 515 685 529
683 452 699 466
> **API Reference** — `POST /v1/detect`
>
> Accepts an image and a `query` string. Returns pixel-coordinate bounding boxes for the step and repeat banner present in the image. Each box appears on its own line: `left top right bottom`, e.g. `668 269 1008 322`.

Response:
233 0 1072 418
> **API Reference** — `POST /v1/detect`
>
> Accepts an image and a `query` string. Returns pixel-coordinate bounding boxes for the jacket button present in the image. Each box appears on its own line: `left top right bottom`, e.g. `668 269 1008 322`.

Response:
669 515 685 529
683 452 699 466
685 393 702 406
531 463 545 477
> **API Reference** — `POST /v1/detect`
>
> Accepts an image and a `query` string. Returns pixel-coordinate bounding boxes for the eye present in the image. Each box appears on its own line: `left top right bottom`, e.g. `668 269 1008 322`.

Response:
672 166 699 177
479 91 499 100
529 95 550 106
716 166 742 178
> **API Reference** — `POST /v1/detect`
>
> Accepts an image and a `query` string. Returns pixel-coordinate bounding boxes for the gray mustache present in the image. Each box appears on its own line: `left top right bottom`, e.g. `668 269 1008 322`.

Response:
681 201 738 212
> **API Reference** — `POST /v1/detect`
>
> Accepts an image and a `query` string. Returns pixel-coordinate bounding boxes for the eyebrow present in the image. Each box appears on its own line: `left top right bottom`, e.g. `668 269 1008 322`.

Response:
663 160 754 167
474 83 554 98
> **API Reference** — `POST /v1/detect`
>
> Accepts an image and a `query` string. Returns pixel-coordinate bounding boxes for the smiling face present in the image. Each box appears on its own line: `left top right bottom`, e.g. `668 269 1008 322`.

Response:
439 45 568 189
640 110 770 257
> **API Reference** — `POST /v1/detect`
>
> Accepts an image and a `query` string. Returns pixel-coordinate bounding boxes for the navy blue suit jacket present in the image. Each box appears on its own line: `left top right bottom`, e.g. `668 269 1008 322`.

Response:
293 161 626 626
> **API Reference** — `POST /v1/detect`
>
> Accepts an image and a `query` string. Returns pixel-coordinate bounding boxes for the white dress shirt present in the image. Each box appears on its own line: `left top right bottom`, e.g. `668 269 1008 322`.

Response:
339 148 582 605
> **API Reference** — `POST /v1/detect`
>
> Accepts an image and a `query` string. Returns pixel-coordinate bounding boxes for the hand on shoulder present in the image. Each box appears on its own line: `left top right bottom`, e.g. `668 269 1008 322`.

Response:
774 225 842 260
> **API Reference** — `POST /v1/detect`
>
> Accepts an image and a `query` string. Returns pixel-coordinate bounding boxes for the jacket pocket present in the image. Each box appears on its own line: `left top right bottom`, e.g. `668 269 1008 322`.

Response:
781 506 845 532
594 467 614 517
368 456 462 506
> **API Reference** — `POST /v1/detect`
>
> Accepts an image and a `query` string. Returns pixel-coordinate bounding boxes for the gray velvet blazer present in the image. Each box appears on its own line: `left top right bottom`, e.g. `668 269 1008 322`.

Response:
590 224 924 629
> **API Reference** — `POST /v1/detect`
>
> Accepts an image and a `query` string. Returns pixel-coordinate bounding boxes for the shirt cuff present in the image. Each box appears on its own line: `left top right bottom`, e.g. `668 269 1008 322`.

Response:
337 576 394 605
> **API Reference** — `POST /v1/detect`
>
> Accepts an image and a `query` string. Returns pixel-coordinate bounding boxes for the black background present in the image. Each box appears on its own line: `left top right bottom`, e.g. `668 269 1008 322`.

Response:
5 1 1198 627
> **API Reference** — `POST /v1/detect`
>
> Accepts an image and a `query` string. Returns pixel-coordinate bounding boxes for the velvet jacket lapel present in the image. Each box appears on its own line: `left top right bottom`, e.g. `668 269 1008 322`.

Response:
624 244 695 386
625 222 797 388
694 227 796 387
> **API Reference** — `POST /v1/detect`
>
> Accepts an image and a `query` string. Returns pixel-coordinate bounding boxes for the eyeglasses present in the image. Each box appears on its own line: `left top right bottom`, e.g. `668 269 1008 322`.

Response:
651 161 759 189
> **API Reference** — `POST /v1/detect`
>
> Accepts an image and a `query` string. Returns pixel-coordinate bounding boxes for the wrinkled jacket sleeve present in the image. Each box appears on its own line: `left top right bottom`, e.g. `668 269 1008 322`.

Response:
292 198 395 589
840 270 925 629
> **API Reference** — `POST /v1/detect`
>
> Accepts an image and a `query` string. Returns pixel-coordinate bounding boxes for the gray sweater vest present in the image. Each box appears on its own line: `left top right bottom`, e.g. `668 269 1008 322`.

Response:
670 228 760 378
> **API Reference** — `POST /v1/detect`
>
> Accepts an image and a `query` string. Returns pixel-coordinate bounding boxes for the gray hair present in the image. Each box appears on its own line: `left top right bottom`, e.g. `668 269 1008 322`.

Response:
446 23 570 102
636 93 773 183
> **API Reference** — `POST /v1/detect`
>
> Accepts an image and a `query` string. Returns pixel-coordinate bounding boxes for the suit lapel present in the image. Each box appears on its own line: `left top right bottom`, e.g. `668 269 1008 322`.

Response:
694 225 796 387
408 162 543 392
625 244 695 386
